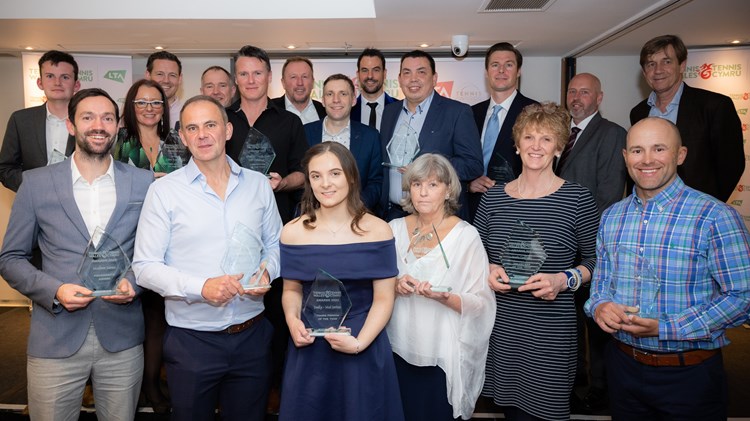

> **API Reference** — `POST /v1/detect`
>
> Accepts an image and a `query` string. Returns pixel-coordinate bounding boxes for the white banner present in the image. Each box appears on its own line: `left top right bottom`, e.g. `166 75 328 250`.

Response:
685 47 750 227
22 52 133 112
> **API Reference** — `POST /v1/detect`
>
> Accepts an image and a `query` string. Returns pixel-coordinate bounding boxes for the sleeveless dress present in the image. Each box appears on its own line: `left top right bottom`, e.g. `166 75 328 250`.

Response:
279 239 405 421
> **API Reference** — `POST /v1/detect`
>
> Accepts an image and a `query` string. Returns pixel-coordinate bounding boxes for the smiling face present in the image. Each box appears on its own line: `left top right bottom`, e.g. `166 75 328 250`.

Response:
281 60 314 106
67 95 118 159
235 56 271 103
624 118 687 202
37 60 80 103
134 85 164 129
486 50 520 94
642 44 685 98
322 79 355 122
308 151 349 209
146 59 182 102
357 55 386 97
179 99 232 166
517 125 564 173
201 68 236 107
398 56 437 109
566 73 602 124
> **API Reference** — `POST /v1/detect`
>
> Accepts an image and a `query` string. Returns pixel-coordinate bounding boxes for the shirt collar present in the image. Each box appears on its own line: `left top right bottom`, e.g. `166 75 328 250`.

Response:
70 151 115 185
284 96 315 114
630 176 685 211
183 155 241 184
647 82 685 109
402 90 435 116
45 103 67 122
491 89 518 111
572 111 598 133
322 117 351 137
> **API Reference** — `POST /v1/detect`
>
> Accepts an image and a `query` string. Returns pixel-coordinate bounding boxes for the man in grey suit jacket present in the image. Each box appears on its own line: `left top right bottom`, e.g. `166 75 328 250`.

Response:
0 88 153 420
558 72 627 414
0 50 79 192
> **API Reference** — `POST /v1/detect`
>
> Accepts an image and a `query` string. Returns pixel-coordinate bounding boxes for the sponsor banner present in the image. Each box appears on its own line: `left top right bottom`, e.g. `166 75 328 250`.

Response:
689 48 750 228
22 52 133 111
268 57 490 106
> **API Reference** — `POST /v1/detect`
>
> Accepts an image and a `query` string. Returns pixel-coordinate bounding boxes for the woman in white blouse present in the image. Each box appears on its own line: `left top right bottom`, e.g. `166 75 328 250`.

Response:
386 153 496 420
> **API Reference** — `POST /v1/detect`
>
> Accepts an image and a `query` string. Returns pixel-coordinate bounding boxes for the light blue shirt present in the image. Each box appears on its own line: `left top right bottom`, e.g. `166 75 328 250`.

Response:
647 82 685 124
388 92 435 204
133 157 282 331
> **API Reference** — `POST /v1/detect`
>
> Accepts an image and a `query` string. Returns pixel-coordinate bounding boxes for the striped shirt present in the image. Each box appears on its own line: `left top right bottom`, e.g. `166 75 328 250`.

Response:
585 177 750 352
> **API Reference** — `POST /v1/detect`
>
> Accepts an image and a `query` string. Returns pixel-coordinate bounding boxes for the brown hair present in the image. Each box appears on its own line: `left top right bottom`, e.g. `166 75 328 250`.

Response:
639 35 688 69
512 102 570 152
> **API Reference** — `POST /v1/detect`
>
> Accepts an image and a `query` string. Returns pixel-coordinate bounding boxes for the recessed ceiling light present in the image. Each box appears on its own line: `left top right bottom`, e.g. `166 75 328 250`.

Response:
24 46 34 50
731 40 741 44
154 46 164 50
286 44 297 50
419 43 430 48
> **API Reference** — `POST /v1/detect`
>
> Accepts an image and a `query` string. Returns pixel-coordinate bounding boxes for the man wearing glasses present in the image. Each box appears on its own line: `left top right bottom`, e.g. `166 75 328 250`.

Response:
145 51 183 130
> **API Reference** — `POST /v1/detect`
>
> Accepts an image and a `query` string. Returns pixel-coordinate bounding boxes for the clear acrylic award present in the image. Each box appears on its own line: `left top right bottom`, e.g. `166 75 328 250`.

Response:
303 269 352 336
383 123 420 168
238 127 276 176
611 248 661 318
221 222 270 291
77 227 130 297
499 220 548 288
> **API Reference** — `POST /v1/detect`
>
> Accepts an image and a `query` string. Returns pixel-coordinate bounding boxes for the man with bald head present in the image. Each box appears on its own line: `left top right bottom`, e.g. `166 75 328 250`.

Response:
585 117 750 420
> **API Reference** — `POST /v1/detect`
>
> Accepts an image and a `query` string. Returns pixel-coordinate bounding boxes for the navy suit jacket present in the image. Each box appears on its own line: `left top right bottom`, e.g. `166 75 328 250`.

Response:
0 160 152 358
380 92 483 219
468 92 538 220
351 93 397 126
271 96 326 121
556 112 628 213
0 104 76 192
630 83 744 202
304 120 383 210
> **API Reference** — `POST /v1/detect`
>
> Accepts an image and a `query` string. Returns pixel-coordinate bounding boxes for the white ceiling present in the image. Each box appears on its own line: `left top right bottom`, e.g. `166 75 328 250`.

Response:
0 0 747 58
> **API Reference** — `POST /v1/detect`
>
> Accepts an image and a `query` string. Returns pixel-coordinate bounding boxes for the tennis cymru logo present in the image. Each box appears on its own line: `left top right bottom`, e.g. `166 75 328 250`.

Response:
728 93 750 101
684 63 742 80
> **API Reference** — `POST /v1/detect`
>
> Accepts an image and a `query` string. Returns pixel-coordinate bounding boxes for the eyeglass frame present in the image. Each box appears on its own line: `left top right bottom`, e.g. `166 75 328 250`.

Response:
133 99 165 109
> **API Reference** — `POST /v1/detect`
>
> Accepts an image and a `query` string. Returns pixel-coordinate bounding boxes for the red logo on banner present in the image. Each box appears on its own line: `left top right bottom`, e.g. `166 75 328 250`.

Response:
435 81 453 97
745 93 749 101
740 185 745 192
699 63 713 80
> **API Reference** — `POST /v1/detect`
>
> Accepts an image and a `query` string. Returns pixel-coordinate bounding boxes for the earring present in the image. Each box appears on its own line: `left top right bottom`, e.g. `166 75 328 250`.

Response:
445 195 449 200
555 153 561 158
515 150 520 155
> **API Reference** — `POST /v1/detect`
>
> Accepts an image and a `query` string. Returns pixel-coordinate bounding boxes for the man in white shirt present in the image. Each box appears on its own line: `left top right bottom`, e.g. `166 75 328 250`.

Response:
351 47 396 131
271 56 325 124
0 50 80 192
145 51 183 129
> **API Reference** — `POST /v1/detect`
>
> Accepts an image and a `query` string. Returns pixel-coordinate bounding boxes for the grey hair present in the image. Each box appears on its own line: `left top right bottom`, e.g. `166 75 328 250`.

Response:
400 153 461 215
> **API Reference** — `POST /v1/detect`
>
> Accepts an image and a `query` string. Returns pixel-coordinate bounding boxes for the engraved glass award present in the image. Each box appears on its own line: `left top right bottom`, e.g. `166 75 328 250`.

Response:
487 150 515 184
221 222 270 290
49 149 67 165
303 269 352 336
77 227 130 297
404 224 452 292
156 130 190 173
498 220 548 288
238 127 276 176
383 123 420 168
611 248 661 318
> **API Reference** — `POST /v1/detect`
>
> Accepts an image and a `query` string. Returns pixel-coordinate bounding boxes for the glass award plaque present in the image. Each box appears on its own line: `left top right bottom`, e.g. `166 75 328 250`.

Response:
404 224 452 292
498 220 548 288
611 248 661 318
156 130 190 173
238 127 276 176
487 151 515 184
303 269 352 336
76 227 130 297
221 222 270 290
383 123 420 168
49 149 67 165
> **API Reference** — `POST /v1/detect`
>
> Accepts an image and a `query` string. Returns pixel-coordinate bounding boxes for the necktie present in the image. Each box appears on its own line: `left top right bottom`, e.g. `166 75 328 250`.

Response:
556 126 581 173
367 102 378 128
482 104 502 172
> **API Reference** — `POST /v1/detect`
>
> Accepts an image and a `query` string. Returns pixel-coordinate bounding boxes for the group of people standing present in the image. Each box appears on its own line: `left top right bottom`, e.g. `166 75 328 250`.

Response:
0 32 748 421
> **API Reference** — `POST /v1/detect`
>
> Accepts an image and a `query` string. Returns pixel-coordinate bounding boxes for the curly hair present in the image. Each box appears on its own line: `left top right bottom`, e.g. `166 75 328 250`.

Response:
512 102 571 153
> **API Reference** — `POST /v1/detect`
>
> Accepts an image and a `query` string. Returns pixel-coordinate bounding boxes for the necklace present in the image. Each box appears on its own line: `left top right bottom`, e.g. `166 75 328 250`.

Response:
324 219 350 236
517 174 555 199
411 215 446 241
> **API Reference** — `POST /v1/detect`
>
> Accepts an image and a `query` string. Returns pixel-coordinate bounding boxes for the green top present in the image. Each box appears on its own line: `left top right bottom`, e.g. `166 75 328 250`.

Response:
114 128 188 173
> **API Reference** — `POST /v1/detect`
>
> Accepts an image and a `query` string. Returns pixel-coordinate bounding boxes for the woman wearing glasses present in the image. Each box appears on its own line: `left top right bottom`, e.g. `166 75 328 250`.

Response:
114 79 182 178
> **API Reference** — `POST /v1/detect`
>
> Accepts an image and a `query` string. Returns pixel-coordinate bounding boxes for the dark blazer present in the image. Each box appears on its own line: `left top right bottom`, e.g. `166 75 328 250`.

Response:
304 120 383 210
557 112 628 213
630 83 744 202
271 96 326 121
0 160 153 358
0 104 75 192
468 92 538 220
380 91 483 219
351 93 397 126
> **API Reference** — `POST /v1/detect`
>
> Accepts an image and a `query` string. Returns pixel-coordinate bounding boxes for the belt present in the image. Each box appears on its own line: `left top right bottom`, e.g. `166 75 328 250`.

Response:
219 312 264 334
616 341 719 367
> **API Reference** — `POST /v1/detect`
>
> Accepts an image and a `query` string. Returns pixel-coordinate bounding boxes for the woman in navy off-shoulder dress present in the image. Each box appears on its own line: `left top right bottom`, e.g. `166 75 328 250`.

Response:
279 142 404 421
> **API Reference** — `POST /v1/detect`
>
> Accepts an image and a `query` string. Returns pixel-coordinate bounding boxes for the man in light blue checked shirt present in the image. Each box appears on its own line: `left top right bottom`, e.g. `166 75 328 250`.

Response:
585 117 750 420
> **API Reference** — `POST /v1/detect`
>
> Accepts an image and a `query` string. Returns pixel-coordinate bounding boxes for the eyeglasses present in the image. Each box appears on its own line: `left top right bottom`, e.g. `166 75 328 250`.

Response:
133 99 164 109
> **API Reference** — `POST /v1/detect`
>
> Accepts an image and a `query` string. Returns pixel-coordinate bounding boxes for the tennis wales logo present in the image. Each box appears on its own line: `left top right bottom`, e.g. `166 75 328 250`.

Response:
104 70 127 83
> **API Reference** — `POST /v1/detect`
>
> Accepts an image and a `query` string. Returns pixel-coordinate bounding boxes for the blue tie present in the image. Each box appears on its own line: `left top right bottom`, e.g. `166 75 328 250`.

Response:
483 104 502 172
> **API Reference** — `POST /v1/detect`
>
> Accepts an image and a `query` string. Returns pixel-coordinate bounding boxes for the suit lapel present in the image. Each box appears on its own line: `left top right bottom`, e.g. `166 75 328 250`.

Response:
565 113 602 165
33 105 48 162
419 92 443 148
349 124 363 158
51 160 91 241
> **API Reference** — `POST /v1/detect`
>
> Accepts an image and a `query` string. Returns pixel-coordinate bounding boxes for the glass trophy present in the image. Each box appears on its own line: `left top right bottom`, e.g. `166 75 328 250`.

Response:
49 149 67 165
404 224 452 292
383 123 420 168
498 220 548 288
611 248 661 318
156 130 190 173
303 269 352 336
76 227 130 297
238 127 276 176
221 222 270 291
487 151 516 184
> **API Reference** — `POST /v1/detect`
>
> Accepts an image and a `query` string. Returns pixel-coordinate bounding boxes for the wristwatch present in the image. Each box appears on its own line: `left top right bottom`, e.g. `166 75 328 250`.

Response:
564 270 580 292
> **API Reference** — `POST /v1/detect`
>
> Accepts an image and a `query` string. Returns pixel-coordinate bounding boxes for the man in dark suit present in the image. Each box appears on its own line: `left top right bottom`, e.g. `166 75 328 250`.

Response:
271 56 326 124
0 88 152 420
559 72 627 413
468 42 538 221
630 34 744 202
0 50 79 192
351 48 397 131
380 50 483 221
304 74 383 210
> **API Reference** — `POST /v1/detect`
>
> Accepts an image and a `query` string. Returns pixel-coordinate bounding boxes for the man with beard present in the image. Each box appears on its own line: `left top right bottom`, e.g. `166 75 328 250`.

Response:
145 51 183 129
351 48 397 131
0 88 153 420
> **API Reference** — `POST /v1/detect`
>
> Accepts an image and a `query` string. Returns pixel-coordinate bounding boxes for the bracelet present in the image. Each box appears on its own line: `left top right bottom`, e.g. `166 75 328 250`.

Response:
354 339 360 355
564 269 582 292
